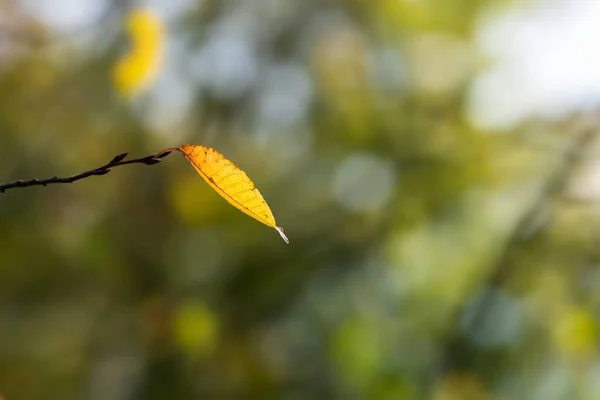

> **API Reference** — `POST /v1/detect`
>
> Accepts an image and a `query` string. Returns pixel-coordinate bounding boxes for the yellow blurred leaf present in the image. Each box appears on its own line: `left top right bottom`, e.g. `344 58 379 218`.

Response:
112 7 165 97
553 307 597 359
174 301 218 358
174 144 289 243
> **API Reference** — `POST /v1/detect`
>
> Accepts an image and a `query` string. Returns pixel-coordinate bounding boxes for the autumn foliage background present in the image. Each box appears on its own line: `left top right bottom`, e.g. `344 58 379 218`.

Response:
1 1 600 399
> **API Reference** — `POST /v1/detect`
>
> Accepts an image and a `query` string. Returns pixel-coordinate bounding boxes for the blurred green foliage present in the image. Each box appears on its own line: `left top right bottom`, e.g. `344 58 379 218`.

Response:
0 1 599 399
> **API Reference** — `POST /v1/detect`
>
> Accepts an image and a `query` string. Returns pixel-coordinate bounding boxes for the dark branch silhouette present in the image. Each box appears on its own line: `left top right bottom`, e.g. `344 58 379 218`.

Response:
432 121 598 385
0 149 172 193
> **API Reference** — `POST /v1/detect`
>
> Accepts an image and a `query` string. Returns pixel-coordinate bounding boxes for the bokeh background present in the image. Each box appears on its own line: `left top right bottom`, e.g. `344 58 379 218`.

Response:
1 0 600 399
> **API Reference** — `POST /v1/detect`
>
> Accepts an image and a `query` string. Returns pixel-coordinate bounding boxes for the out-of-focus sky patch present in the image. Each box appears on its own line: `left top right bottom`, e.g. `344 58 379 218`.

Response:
255 63 313 131
138 35 194 139
251 63 314 163
407 32 473 95
21 0 108 34
469 0 600 131
332 152 396 213
189 11 260 100
19 0 113 59
142 0 197 23
21 0 197 33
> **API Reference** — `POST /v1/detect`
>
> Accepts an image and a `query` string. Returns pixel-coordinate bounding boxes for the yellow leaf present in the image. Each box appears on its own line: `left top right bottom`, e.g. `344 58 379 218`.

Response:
112 7 165 97
175 144 289 243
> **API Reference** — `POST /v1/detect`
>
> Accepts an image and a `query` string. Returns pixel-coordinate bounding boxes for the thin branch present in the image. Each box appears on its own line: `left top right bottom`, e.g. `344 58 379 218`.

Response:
433 122 598 379
0 149 173 193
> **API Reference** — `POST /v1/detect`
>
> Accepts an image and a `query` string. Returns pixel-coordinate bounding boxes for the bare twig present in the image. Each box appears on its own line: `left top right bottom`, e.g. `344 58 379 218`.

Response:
0 149 172 193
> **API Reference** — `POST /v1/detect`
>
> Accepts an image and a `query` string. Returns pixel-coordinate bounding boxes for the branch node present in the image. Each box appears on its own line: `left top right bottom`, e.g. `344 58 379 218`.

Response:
111 153 128 163
143 158 162 165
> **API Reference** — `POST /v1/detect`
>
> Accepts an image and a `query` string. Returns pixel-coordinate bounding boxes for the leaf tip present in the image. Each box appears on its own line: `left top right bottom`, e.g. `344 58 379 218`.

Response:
275 226 289 244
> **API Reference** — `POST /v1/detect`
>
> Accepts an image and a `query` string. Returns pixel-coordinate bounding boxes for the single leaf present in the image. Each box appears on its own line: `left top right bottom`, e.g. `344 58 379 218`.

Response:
176 144 288 244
